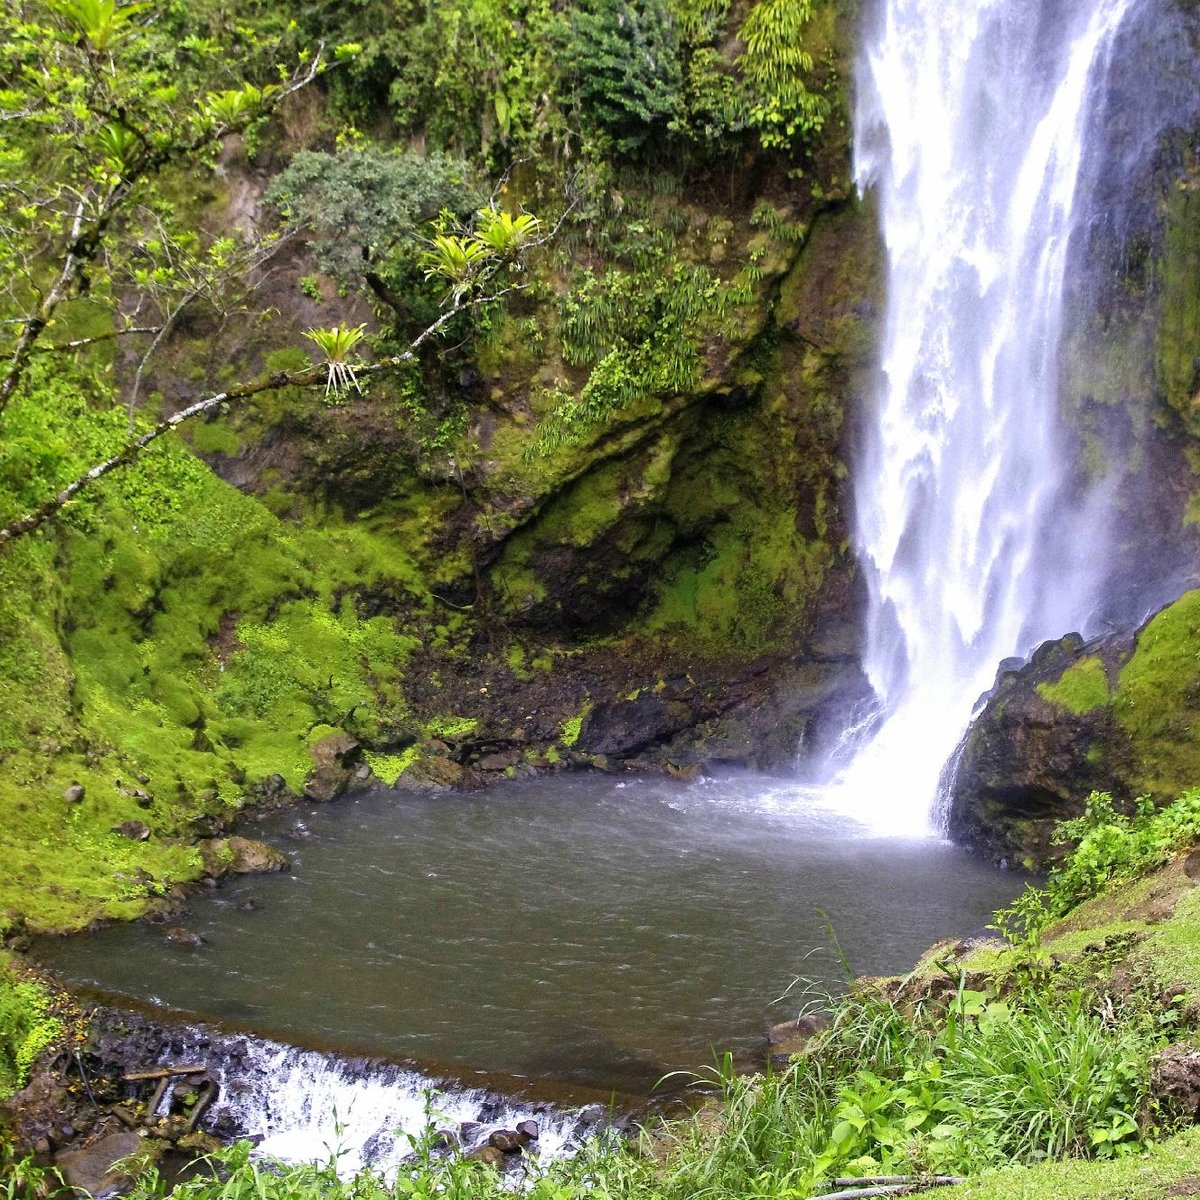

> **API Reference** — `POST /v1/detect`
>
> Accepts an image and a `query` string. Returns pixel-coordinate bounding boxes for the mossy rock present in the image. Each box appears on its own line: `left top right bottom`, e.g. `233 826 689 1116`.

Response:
950 592 1200 864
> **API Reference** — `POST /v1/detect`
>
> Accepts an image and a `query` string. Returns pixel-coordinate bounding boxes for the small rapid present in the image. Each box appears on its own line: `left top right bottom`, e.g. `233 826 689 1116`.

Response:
833 0 1141 833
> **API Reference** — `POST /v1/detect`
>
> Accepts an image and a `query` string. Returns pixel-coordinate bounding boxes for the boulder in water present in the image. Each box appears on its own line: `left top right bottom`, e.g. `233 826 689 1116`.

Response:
197 836 289 877
487 1128 528 1153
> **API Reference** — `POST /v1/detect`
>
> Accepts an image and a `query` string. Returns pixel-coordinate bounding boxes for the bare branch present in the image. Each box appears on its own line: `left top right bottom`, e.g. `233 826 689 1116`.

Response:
35 326 162 352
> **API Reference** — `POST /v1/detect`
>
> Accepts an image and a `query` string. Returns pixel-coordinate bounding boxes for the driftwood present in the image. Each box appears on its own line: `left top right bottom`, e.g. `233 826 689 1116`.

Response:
183 1080 219 1134
811 1177 967 1200
109 1104 139 1129
122 1065 206 1082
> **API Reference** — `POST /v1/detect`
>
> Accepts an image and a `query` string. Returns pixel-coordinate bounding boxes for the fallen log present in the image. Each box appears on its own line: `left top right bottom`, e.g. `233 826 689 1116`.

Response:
122 1065 206 1081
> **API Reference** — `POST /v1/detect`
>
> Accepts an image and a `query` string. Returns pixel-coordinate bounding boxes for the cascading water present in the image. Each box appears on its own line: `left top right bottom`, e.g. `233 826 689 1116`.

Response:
832 0 1141 835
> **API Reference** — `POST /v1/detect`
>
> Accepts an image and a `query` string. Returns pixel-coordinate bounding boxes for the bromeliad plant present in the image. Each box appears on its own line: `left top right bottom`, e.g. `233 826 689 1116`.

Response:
303 323 369 399
420 206 542 302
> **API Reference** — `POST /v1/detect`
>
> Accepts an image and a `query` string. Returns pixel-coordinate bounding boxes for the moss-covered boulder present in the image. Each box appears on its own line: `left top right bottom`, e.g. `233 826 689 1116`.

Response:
949 591 1200 866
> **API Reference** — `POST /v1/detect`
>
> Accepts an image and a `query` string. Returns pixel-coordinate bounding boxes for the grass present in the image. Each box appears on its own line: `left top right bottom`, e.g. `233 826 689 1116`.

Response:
947 1125 1200 1199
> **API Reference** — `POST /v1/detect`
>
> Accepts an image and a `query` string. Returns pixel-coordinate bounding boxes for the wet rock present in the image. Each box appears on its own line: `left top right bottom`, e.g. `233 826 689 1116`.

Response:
477 751 519 771
468 1145 507 1169
947 631 1135 866
55 1130 148 1196
577 694 694 758
304 765 350 803
64 784 85 804
515 1119 539 1141
225 836 289 874
112 820 151 841
310 732 362 770
247 773 294 805
392 752 469 793
487 1128 527 1153
766 1012 830 1062
303 733 363 802
162 927 204 950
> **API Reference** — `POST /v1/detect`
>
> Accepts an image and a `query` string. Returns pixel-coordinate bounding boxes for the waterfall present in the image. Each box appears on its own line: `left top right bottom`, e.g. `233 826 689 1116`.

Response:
835 0 1139 835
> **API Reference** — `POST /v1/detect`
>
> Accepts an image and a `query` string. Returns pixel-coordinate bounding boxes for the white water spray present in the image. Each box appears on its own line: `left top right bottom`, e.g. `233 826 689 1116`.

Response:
151 1027 592 1179
835 0 1138 835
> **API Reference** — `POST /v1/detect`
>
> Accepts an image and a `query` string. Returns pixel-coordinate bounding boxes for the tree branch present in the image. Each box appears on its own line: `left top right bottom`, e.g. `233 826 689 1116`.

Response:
0 50 328 419
0 284 525 547
34 326 163 352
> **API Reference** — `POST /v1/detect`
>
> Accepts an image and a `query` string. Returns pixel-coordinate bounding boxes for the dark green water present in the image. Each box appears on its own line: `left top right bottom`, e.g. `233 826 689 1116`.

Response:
38 773 1024 1093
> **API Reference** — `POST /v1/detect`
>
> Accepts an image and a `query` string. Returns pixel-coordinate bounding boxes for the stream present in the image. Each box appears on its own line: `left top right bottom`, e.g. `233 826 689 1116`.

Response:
39 773 1022 1100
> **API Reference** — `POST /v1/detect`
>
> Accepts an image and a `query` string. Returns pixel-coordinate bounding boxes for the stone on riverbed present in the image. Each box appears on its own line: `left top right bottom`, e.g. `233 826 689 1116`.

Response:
303 732 363 802
197 836 290 877
56 1130 151 1196
767 1013 830 1064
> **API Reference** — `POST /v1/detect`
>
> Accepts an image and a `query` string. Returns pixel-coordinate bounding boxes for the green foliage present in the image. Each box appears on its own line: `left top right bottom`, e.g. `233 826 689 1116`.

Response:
536 260 720 452
473 207 541 256
268 147 482 328
304 323 368 398
0 958 62 1099
656 987 1154 1196
735 0 829 151
1053 790 1200 914
312 0 563 161
560 0 684 156
994 789 1200 947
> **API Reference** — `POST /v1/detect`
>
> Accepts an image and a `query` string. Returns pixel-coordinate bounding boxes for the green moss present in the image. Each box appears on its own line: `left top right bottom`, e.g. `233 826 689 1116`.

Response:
364 745 420 786
1156 177 1200 431
1185 490 1200 529
188 420 244 457
1036 656 1110 715
424 715 478 739
0 955 63 1100
560 702 591 747
1113 590 1200 796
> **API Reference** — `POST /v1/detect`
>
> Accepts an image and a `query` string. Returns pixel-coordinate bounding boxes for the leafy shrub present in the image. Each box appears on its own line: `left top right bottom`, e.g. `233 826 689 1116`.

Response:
560 0 684 155
735 0 830 152
1012 790 1200 936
